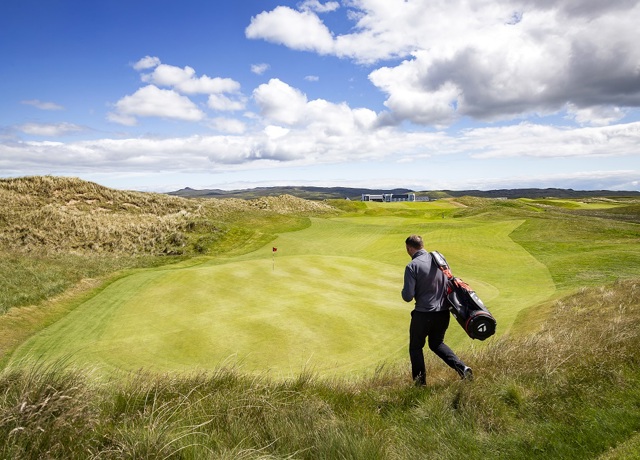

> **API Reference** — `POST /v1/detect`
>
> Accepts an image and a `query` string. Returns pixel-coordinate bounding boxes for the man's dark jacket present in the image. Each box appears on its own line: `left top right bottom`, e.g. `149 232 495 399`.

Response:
402 249 448 312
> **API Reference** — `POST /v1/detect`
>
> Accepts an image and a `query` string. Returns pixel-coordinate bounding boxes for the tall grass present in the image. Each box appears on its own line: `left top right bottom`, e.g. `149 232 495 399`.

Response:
0 176 335 256
0 251 173 314
1 280 639 459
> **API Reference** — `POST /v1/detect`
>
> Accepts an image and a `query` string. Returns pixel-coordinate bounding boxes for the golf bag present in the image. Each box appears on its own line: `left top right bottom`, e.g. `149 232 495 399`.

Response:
431 251 496 340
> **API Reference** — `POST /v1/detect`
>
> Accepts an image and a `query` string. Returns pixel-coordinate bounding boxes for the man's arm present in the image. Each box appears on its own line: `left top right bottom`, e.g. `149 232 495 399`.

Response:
401 265 415 302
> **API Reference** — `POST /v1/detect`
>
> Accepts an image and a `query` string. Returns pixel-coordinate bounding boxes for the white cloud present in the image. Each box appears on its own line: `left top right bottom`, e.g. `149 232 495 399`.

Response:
251 63 270 75
141 63 240 94
305 75 320 82
253 79 310 125
298 0 340 13
207 94 246 111
133 55 161 70
246 1 421 63
566 104 627 127
364 2 640 125
17 122 83 137
462 122 640 159
21 99 64 111
5 118 640 185
264 125 290 139
106 112 138 127
108 58 245 125
248 0 640 126
246 6 335 54
207 117 247 134
108 85 206 124
252 79 379 136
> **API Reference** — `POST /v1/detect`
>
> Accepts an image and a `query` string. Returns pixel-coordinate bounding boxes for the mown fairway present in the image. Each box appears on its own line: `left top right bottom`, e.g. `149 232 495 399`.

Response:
9 200 562 378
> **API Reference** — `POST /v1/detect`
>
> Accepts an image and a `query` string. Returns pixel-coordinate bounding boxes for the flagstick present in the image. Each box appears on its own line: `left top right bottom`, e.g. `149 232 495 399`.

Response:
271 247 278 271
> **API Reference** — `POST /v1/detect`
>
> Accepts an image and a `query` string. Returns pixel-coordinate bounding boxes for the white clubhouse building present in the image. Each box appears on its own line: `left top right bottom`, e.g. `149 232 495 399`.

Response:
361 193 416 202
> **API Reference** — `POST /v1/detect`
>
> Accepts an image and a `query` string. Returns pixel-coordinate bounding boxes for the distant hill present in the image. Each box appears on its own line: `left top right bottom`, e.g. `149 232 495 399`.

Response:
169 186 640 200
435 188 640 199
168 186 415 200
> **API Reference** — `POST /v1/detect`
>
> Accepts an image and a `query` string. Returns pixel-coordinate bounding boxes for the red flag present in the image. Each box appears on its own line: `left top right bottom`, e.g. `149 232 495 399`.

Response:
272 247 277 252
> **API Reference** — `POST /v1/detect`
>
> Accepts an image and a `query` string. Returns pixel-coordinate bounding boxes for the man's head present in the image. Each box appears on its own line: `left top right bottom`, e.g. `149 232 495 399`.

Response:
405 234 424 256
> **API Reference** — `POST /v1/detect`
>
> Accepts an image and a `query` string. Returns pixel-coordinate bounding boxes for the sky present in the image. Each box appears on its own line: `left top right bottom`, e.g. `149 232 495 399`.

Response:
1 0 640 193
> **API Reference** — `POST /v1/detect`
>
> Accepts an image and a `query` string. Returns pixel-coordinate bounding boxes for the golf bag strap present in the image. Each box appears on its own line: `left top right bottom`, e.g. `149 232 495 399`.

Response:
430 251 454 280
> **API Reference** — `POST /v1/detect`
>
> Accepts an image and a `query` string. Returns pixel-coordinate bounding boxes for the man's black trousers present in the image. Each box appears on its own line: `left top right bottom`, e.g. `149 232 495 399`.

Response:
409 309 466 385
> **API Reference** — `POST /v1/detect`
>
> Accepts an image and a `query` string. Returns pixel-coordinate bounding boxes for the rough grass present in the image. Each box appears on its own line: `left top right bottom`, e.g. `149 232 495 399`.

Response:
0 251 173 314
0 175 335 257
1 280 639 459
509 210 640 291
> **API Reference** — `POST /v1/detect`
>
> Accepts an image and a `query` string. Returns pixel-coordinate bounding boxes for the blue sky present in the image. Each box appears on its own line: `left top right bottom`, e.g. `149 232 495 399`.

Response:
1 0 639 192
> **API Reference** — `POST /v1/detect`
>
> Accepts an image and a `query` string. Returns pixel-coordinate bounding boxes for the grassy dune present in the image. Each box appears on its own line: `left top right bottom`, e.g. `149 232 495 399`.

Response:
0 175 334 257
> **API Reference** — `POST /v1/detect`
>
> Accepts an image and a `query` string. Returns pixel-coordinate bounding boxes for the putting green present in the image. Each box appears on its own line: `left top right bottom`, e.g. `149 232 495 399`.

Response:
9 206 555 378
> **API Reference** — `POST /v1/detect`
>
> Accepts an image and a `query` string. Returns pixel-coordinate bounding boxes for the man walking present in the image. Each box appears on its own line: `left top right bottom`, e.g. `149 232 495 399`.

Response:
402 235 472 386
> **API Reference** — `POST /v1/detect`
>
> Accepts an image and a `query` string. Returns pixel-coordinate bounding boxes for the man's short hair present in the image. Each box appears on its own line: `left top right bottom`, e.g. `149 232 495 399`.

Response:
405 234 424 249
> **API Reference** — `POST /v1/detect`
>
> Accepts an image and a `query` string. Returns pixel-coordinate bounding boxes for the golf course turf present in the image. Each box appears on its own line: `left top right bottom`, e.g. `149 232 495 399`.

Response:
3 187 640 459
8 200 559 378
